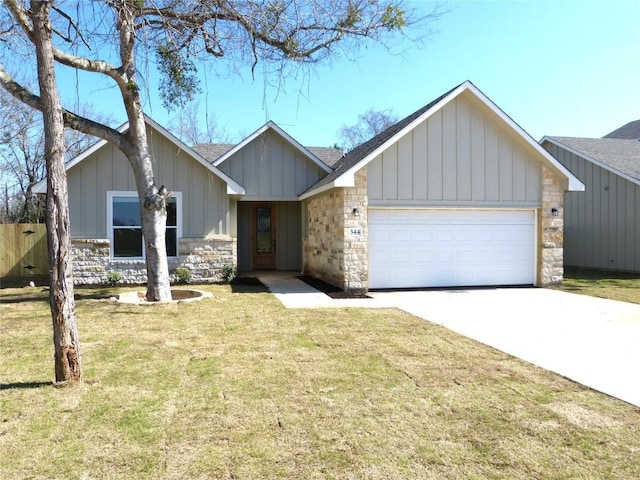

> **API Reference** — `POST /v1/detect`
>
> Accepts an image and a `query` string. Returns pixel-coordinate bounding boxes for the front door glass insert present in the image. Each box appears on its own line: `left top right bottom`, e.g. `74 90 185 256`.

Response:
256 207 272 253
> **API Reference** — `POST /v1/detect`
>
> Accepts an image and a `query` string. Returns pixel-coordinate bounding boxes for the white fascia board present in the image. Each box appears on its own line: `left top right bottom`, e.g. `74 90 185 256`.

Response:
333 172 355 187
334 83 468 184
298 181 335 201
213 121 333 173
34 116 246 195
32 178 47 194
541 136 638 188
269 122 333 173
144 116 245 195
212 123 271 166
32 120 130 194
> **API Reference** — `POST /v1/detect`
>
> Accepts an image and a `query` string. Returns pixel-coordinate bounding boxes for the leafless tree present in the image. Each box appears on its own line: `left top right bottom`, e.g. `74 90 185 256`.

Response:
0 87 113 223
33 0 82 382
0 88 44 222
337 108 399 152
168 100 232 146
0 1 442 302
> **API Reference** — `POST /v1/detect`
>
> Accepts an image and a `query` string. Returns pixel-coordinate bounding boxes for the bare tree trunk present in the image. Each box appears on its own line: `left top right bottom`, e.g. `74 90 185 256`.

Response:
32 0 81 382
122 101 172 302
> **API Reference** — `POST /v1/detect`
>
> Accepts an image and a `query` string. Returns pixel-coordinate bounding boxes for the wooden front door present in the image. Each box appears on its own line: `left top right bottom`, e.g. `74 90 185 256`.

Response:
252 203 276 269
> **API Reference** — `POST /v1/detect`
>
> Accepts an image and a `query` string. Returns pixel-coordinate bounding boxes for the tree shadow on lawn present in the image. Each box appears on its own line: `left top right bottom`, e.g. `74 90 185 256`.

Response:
230 276 269 294
0 381 52 391
297 275 371 299
0 286 117 304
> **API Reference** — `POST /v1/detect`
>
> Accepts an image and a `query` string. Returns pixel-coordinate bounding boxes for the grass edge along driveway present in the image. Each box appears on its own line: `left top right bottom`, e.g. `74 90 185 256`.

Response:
1 282 639 479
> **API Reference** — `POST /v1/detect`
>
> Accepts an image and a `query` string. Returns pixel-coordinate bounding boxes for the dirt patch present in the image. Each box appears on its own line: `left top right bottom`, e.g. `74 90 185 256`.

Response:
116 289 213 304
232 277 264 287
296 275 370 299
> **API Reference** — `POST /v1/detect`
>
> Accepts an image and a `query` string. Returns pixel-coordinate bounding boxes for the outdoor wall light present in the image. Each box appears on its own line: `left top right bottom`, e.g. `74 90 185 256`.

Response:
551 208 559 217
352 207 360 218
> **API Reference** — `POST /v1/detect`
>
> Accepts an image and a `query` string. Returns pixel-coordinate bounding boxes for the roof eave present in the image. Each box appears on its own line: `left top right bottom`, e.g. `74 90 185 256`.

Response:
330 81 584 193
34 115 246 195
334 83 470 183
214 121 333 174
143 116 245 194
298 181 336 200
541 136 639 188
32 121 130 194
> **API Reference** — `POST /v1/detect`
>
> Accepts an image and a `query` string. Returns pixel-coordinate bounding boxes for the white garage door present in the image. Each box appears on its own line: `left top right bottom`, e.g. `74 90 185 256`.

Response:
369 209 535 289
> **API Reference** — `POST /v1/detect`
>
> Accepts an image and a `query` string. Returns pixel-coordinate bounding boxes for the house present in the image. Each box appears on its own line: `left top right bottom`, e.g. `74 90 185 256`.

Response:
541 121 640 272
33 81 583 290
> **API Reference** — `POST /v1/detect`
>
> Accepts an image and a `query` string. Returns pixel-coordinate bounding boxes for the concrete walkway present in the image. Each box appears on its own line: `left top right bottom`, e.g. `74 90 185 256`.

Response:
255 271 392 309
256 272 640 406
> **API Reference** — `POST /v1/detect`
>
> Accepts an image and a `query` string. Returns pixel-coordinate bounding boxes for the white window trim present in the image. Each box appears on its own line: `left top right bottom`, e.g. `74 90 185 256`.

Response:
107 190 182 260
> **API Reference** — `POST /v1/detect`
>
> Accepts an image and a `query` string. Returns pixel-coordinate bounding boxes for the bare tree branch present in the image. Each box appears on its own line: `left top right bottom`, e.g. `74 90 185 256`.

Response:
0 63 126 151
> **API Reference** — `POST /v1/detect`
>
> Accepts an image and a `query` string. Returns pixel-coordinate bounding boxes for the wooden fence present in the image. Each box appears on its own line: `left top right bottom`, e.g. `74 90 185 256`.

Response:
0 223 49 279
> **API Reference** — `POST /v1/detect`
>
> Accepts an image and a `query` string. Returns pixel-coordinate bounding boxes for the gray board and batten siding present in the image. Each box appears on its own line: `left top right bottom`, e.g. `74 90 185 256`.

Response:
211 128 328 272
66 125 231 239
543 140 640 272
215 129 329 200
236 201 302 272
367 94 542 207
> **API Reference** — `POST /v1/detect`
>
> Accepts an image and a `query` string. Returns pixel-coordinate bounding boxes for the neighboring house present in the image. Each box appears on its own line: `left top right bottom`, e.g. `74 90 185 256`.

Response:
541 122 640 272
33 81 583 290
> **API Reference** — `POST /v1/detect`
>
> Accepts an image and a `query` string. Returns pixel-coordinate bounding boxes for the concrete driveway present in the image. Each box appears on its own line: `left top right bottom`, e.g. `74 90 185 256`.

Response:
370 288 640 407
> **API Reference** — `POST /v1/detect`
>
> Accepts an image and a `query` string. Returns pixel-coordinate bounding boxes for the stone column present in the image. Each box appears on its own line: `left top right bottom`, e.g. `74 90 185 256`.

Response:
342 169 368 292
539 166 564 285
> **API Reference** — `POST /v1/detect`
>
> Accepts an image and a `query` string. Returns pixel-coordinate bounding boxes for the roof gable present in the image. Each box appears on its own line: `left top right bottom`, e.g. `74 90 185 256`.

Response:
32 115 244 195
211 121 333 174
300 81 583 200
542 136 640 186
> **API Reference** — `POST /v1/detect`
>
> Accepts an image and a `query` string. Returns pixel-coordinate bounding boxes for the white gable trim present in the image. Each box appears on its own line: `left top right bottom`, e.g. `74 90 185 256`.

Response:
541 136 640 188
32 121 130 194
458 84 584 192
309 81 583 196
212 121 333 174
143 116 244 195
33 115 245 195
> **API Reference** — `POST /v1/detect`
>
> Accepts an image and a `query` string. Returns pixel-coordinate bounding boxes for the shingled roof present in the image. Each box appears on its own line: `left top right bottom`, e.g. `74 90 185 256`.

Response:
191 143 235 162
604 119 640 140
192 141 342 169
306 147 344 167
545 136 640 184
302 83 463 193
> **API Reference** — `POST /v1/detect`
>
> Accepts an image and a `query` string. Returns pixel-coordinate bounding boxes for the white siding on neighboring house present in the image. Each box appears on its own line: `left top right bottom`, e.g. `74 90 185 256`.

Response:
367 95 542 207
218 130 327 200
66 125 230 239
544 143 640 272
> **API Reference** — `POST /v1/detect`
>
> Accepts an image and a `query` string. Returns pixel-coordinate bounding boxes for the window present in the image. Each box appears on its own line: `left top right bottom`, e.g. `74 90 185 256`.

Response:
107 191 181 259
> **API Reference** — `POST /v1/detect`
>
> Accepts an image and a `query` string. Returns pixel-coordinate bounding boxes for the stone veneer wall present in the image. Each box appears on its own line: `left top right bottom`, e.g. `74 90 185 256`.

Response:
539 166 564 285
70 236 236 285
303 169 368 292
177 236 237 282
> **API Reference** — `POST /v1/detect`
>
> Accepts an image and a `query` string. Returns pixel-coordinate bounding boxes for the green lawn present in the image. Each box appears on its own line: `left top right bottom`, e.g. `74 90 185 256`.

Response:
555 267 640 304
1 282 639 479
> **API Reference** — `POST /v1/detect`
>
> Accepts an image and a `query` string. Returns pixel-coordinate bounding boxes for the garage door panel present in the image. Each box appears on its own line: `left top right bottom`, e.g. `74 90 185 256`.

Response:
369 209 535 288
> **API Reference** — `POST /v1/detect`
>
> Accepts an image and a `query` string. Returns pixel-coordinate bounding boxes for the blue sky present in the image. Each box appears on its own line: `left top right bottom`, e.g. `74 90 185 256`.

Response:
59 0 640 148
